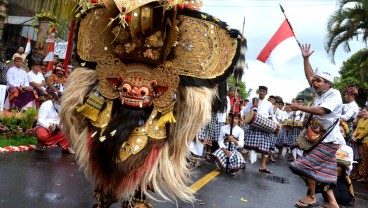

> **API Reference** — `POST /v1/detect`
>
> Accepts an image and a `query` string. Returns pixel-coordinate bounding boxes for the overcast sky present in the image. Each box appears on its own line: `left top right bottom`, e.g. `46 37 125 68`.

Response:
201 0 364 102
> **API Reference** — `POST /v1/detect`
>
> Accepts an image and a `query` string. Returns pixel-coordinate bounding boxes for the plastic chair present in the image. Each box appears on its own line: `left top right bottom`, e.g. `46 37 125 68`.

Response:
0 85 6 112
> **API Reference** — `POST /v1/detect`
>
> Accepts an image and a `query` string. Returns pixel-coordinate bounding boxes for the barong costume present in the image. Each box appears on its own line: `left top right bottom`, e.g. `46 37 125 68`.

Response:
60 0 246 207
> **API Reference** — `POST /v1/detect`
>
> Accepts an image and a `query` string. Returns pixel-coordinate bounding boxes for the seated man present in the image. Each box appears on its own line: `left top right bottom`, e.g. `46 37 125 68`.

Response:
6 55 35 110
212 113 245 175
34 92 75 154
27 59 50 104
46 64 66 94
12 47 27 62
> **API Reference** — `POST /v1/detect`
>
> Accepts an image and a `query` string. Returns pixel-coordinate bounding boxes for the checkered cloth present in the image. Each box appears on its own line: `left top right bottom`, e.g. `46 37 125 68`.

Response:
251 114 278 133
242 123 250 134
197 112 224 145
275 128 287 148
0 63 6 85
269 132 279 151
243 125 273 155
212 139 245 170
285 127 302 148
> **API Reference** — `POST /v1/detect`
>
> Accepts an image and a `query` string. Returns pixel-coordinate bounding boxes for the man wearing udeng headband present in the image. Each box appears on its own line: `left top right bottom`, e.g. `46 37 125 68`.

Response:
289 44 344 208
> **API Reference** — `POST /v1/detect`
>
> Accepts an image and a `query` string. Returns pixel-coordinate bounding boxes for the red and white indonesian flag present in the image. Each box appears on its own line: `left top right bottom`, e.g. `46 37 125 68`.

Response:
43 26 56 62
24 36 31 55
257 20 301 66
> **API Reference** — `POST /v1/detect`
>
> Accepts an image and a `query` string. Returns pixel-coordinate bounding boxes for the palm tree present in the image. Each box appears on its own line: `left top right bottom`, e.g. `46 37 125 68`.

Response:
15 0 77 22
325 0 368 63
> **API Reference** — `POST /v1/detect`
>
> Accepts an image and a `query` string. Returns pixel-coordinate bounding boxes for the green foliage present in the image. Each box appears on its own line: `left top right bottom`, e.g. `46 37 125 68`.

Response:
227 77 248 99
0 137 37 147
334 49 368 106
325 0 368 63
0 108 37 141
19 108 38 130
296 88 314 106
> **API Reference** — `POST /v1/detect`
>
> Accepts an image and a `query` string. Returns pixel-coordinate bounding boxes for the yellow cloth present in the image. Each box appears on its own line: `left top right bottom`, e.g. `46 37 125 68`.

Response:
353 118 368 143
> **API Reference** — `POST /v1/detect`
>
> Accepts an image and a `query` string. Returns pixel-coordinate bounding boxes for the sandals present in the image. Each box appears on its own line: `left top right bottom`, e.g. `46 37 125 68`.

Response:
259 168 273 174
269 158 276 163
294 200 319 208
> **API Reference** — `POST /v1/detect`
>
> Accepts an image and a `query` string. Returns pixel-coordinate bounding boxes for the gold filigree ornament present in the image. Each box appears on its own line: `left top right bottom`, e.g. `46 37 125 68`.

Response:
77 7 118 62
170 15 238 79
116 101 176 163
78 0 179 65
117 126 149 163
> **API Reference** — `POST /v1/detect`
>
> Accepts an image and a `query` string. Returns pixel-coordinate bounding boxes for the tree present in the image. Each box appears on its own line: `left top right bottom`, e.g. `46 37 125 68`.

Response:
325 0 368 63
333 48 368 106
16 0 76 22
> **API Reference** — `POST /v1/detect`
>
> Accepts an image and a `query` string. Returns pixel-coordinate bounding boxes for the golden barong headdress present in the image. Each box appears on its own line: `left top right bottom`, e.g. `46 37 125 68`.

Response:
74 0 244 172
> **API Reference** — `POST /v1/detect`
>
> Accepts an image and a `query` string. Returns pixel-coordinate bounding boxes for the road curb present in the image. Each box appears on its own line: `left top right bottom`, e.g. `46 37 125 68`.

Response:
0 144 36 153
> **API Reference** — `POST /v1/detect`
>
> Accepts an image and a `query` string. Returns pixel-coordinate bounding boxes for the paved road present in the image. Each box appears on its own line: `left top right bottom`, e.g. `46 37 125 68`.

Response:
0 147 367 208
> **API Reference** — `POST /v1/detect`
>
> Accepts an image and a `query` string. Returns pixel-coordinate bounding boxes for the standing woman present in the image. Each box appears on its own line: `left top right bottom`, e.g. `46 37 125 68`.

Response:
351 106 368 183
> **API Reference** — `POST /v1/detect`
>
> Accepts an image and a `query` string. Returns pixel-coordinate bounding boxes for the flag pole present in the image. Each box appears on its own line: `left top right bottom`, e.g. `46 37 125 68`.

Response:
225 16 246 174
279 4 301 48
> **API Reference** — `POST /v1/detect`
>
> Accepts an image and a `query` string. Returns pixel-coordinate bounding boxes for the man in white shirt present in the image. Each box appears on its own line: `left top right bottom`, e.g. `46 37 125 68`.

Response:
27 60 50 103
12 47 27 62
212 113 245 175
34 92 75 154
6 55 35 110
289 44 344 208
240 85 275 174
341 86 359 130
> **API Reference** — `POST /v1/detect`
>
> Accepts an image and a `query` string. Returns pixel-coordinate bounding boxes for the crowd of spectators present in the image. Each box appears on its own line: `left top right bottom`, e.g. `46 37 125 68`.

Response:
0 46 74 154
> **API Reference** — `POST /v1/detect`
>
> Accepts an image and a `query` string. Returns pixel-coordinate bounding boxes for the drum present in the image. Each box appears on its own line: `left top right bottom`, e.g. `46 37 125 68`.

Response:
282 119 303 129
283 119 294 129
243 111 281 134
294 120 304 129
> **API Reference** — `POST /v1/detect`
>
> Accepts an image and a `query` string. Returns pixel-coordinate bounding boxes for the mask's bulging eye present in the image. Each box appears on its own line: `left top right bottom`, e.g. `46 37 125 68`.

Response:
122 84 131 93
139 87 149 96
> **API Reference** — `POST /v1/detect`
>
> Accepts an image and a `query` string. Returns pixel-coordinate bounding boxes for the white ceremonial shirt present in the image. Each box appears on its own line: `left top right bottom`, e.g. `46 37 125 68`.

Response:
6 66 29 89
217 96 231 123
311 88 344 144
218 124 244 149
341 101 359 122
276 109 288 123
241 98 275 121
288 110 305 122
340 144 354 175
37 100 60 129
27 70 46 90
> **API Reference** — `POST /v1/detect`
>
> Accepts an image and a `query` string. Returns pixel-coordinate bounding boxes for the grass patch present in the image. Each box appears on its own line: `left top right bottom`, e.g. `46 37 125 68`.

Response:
0 136 37 147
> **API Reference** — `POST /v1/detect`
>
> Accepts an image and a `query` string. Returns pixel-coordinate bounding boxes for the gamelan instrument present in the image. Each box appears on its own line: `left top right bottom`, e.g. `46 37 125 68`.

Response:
283 119 303 130
243 110 281 134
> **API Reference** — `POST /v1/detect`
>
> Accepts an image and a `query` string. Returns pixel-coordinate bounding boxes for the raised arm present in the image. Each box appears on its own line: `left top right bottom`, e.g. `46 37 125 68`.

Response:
301 44 315 86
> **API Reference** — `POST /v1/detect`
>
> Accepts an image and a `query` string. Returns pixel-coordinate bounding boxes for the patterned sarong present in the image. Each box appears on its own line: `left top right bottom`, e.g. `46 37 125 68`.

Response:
213 141 245 170
34 126 70 149
275 128 287 148
289 143 339 184
243 125 272 155
8 87 35 110
198 112 224 145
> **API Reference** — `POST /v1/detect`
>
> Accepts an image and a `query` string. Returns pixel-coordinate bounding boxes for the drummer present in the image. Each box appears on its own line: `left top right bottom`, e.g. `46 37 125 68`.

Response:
240 85 275 174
